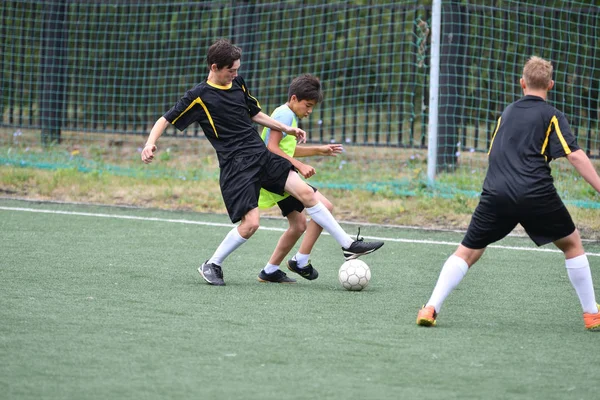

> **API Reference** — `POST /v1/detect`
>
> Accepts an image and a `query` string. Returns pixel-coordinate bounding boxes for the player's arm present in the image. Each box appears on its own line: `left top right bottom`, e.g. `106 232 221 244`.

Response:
566 149 600 193
266 129 315 178
252 111 306 144
141 116 170 164
293 144 343 158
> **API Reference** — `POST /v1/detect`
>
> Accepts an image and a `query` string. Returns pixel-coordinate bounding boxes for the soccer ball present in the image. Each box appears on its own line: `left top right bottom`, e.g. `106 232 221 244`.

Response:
338 259 371 291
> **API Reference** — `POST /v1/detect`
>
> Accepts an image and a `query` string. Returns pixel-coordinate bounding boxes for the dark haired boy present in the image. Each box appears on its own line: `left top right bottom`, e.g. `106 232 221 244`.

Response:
141 40 383 286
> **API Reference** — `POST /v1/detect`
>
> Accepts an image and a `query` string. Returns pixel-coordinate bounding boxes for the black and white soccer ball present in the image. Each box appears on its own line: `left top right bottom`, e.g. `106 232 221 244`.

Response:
338 259 371 291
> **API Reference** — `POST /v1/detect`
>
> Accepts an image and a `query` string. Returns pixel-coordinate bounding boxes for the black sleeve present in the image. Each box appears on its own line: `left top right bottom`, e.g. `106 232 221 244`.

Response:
163 87 203 131
236 76 261 118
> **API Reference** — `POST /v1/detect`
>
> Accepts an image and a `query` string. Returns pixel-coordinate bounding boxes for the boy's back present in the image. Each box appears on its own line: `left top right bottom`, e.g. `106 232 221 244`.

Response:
482 95 579 211
417 56 600 331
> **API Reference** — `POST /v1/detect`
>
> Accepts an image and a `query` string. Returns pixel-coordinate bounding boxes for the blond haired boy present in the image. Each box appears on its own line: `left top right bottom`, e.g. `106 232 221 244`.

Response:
417 56 600 330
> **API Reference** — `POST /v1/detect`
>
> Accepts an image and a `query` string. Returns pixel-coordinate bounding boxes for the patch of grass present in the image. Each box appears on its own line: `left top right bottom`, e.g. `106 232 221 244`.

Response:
2 128 600 238
3 200 600 400
0 166 34 185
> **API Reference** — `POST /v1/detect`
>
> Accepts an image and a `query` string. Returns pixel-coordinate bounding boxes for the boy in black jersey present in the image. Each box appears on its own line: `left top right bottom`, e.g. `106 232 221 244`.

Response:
416 56 600 330
141 39 383 286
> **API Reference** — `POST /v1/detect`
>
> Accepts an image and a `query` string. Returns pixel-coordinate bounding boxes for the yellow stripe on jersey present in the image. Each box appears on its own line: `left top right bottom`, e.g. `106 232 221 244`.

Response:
241 84 262 109
487 117 501 155
541 119 552 161
541 115 571 161
171 97 218 138
551 115 572 155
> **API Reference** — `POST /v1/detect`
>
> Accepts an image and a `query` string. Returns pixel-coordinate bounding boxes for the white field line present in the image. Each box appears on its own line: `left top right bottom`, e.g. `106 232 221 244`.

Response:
2 206 600 257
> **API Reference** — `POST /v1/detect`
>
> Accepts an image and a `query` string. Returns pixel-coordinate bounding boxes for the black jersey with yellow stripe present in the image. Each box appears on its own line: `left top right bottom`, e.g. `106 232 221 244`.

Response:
481 95 579 210
163 76 265 166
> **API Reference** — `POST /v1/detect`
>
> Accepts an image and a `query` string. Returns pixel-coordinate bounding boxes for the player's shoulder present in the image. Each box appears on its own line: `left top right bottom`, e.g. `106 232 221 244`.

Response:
185 81 211 96
271 104 295 126
272 104 293 117
512 97 569 128
545 102 565 118
505 95 556 116
233 76 249 91
533 99 566 123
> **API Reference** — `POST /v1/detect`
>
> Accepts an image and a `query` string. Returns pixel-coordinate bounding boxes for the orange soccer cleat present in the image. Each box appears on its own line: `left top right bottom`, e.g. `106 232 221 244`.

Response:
583 304 600 331
416 305 437 327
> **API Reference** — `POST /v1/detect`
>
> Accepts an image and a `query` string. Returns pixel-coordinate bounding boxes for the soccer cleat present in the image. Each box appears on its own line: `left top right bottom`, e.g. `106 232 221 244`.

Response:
257 269 297 283
583 303 600 330
287 259 319 280
416 305 437 327
342 228 384 260
198 260 225 286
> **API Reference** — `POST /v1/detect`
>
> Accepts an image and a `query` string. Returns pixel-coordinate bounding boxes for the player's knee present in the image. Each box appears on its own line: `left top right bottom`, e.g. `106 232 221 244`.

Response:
288 215 307 234
239 220 260 237
294 219 307 233
247 221 260 234
554 229 585 258
296 186 316 205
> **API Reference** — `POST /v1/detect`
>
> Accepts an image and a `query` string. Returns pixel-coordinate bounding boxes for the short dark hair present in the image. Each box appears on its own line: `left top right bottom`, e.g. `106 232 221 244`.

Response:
206 39 242 70
288 74 323 103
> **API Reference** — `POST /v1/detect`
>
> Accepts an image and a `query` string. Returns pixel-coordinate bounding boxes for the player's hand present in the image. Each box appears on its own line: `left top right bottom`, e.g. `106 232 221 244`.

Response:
297 162 316 179
141 144 157 163
285 126 307 144
319 144 343 156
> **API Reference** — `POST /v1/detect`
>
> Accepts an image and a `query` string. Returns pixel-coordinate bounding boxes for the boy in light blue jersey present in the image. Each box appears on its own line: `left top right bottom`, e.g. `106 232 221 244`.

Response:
257 74 382 283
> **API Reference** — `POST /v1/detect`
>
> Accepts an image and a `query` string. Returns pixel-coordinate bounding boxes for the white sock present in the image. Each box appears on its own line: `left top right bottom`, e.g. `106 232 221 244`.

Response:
305 202 353 248
208 227 247 266
294 252 310 268
426 255 469 313
264 263 280 274
566 254 598 314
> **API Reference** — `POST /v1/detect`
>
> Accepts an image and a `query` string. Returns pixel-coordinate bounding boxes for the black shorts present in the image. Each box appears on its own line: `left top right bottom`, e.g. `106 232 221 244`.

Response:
462 197 576 249
219 151 294 223
276 185 317 217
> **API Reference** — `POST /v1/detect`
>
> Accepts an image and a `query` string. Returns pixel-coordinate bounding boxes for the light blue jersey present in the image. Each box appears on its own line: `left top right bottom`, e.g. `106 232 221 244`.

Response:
259 104 298 209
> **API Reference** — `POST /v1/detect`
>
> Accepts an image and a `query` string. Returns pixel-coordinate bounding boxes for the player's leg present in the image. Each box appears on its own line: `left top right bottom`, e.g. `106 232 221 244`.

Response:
199 208 259 286
523 205 599 329
258 210 304 283
416 245 485 326
285 209 320 281
554 230 599 330
210 207 260 265
430 245 485 311
296 192 331 261
266 212 306 270
283 171 383 259
418 200 516 326
287 192 332 281
199 160 261 286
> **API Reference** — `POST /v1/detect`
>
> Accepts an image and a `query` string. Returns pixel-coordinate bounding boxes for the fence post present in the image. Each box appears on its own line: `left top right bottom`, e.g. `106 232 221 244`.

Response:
40 0 66 146
427 0 442 186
